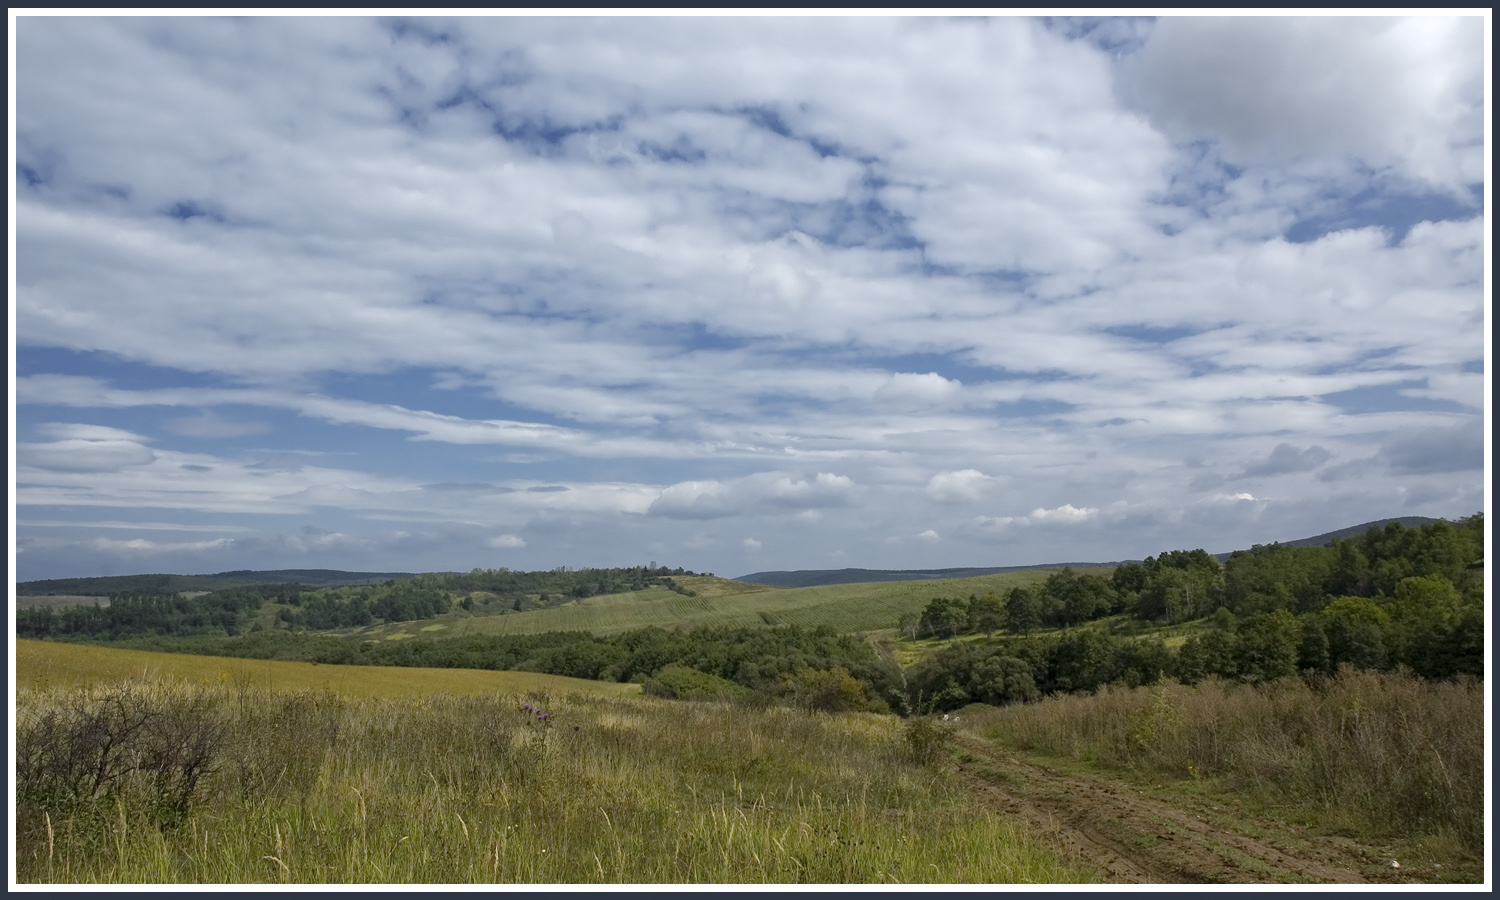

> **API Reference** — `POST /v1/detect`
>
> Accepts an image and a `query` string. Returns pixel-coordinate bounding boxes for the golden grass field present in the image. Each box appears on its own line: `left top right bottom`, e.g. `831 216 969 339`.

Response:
14 638 643 700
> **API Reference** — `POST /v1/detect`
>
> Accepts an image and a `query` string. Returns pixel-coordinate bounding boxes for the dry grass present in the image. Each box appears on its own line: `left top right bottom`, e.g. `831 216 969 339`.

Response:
967 669 1485 855
15 639 643 700
15 679 1093 884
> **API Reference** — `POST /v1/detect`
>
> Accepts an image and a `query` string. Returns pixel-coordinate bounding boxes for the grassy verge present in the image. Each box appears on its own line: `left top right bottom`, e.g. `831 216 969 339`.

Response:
963 669 1484 865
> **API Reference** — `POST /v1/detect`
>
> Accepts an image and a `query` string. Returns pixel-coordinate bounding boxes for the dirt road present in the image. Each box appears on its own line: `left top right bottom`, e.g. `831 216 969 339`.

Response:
952 734 1434 885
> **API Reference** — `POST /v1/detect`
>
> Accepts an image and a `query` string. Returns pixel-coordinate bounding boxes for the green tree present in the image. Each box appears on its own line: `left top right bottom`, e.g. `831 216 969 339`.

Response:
969 592 1006 636
918 596 970 639
1006 586 1041 634
967 655 1040 706
1320 596 1392 671
1233 609 1299 682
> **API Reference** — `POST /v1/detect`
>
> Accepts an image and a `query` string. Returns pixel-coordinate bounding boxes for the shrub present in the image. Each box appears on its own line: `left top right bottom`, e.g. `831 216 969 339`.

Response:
16 683 225 851
640 664 751 702
779 665 871 713
903 715 957 766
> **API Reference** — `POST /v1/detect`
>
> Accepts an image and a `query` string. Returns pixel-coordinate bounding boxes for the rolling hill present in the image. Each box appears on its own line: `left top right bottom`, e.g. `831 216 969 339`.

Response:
741 517 1444 587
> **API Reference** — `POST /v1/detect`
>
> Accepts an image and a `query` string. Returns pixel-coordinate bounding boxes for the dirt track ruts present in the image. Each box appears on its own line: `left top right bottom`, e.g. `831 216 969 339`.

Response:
951 733 1427 885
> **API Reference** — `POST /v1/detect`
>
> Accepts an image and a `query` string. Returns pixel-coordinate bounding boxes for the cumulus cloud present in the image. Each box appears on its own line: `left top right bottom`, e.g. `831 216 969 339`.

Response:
648 472 858 520
1119 16 1484 189
487 534 527 549
926 469 997 503
1029 504 1098 525
647 480 735 520
972 503 1098 532
874 373 963 409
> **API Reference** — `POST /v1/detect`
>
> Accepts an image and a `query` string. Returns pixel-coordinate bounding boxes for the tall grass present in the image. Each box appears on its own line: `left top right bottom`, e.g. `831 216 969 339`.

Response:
16 679 1093 884
968 669 1484 854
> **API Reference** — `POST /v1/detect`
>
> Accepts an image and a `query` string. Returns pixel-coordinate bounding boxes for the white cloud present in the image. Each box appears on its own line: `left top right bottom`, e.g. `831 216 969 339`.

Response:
647 480 735 520
648 471 859 520
926 469 997 503
88 536 236 555
886 529 941 545
974 504 1099 532
17 433 157 473
11 16 1484 580
874 372 963 409
34 423 147 442
742 537 762 551
1119 16 1484 190
1028 504 1098 525
487 534 527 549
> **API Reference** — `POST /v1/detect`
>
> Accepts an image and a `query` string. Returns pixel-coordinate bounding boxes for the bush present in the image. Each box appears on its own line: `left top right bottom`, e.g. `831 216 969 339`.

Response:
17 683 225 851
640 665 751 702
778 665 871 713
903 715 957 766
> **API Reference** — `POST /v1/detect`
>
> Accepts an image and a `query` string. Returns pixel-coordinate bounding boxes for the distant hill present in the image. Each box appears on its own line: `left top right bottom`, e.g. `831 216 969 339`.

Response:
739 516 1448 588
736 563 1107 589
1209 516 1442 561
16 569 415 597
1276 517 1440 548
16 517 1453 597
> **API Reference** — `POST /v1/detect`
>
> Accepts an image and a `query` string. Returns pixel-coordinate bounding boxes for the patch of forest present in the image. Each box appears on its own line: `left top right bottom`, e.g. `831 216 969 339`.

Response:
902 514 1483 708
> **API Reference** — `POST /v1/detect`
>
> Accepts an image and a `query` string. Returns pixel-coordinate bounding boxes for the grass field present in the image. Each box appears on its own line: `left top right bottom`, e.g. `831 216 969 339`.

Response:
13 594 112 610
14 639 642 701
14 649 1094 884
353 570 1078 642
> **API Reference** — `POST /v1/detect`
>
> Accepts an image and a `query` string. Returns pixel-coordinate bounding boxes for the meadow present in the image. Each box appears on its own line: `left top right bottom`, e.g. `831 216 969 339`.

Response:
14 522 1485 884
14 639 642 701
14 643 1094 884
964 669 1486 868
355 570 1065 642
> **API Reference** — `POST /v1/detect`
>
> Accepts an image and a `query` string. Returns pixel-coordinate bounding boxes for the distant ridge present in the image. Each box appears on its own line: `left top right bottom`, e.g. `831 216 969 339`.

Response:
737 516 1449 588
16 569 416 597
18 517 1456 596
1208 516 1442 561
1274 517 1440 549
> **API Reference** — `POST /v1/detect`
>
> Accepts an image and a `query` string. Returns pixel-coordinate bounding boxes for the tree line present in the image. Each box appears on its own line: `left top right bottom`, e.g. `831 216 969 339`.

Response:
110 624 905 714
15 565 705 641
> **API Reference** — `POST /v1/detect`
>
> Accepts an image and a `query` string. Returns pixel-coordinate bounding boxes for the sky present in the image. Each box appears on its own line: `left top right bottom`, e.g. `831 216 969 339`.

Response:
10 13 1490 582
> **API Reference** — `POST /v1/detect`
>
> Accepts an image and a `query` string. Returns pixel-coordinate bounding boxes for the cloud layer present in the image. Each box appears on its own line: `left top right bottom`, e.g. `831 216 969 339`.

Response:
14 15 1486 580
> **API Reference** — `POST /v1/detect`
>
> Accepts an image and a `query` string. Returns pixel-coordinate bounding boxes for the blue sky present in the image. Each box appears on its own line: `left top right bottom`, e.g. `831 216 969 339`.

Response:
11 14 1488 581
